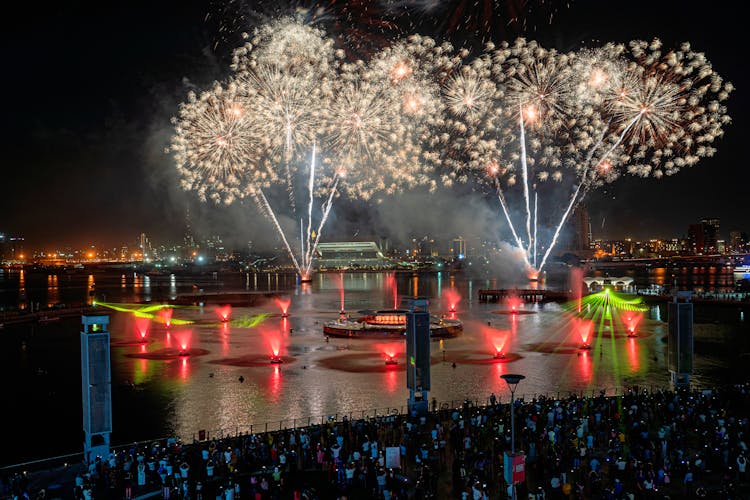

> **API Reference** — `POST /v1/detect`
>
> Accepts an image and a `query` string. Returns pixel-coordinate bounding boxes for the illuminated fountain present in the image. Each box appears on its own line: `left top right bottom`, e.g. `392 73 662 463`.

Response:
486 329 510 360
216 305 232 323
575 317 594 350
507 296 522 314
275 297 291 318
623 312 643 337
159 307 173 328
135 317 150 344
443 288 461 313
377 343 402 366
262 327 285 364
175 330 192 356
338 272 346 317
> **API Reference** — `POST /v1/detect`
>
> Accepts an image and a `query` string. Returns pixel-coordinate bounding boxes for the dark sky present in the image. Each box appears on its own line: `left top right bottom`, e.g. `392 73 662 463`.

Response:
1 0 746 249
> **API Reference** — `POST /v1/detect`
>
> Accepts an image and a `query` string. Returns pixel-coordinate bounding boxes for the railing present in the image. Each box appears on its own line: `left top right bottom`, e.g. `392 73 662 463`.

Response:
0 382 722 477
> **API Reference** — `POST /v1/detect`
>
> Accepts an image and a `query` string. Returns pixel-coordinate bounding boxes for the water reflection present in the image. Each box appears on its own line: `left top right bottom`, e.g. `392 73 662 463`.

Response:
46 275 59 308
18 270 26 309
3 269 750 448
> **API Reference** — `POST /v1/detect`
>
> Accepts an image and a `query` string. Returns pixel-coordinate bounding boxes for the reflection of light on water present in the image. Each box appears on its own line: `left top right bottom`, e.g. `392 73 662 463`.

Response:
169 274 177 300
627 338 639 372
47 274 59 307
269 365 282 401
650 305 662 322
180 358 189 381
221 324 229 357
384 369 397 393
578 350 592 382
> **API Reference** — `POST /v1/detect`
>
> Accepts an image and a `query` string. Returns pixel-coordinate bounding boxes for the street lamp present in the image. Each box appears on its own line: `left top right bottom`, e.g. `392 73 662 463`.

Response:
501 374 525 453
501 373 525 499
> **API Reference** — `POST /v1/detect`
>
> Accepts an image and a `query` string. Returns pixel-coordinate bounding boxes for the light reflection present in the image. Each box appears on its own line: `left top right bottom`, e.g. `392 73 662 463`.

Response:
18 269 26 309
86 274 96 305
180 358 189 382
578 350 592 383
627 337 640 372
384 368 398 393
221 322 230 356
268 365 282 402
46 274 59 307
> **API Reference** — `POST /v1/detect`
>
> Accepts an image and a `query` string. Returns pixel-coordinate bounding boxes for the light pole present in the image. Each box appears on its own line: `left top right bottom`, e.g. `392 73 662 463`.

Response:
501 373 525 499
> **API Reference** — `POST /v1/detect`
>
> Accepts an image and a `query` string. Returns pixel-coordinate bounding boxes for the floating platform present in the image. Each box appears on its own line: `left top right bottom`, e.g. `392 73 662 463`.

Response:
323 309 462 339
478 289 571 303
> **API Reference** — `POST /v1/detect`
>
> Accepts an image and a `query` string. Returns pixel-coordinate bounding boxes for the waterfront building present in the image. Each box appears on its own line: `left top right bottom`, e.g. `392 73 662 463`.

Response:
701 217 720 254
315 241 395 270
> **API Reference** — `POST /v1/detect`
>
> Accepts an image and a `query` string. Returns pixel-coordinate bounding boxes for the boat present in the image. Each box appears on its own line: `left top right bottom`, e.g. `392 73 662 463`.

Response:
733 256 750 273
323 309 463 339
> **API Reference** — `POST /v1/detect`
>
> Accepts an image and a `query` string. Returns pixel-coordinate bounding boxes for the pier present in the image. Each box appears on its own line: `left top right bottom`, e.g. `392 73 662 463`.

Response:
477 288 571 303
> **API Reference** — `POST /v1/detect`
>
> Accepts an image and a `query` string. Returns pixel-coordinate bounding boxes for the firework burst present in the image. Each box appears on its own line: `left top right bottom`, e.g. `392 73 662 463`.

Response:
171 18 732 279
428 37 732 273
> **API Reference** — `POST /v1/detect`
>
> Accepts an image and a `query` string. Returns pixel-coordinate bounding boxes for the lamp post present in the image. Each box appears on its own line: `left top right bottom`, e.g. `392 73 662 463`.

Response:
501 373 525 499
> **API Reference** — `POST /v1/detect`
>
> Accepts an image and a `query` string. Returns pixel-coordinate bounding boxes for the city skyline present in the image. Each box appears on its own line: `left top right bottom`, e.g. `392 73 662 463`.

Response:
2 0 746 249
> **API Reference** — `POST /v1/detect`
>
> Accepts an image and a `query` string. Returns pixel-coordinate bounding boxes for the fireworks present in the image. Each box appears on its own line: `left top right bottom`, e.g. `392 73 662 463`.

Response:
171 20 449 277
430 37 732 273
171 16 732 277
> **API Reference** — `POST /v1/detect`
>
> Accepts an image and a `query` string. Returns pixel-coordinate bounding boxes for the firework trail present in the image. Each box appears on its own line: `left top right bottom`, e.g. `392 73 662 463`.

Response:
172 16 731 278
433 37 732 274
172 19 448 278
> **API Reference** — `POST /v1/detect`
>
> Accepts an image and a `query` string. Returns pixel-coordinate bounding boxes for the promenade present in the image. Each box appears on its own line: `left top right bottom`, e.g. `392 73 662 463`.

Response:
4 384 750 499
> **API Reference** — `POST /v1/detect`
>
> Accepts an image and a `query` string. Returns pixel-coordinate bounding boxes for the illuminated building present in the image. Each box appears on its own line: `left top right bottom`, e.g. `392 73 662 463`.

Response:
701 217 720 254
314 242 394 270
688 224 704 255
451 237 467 260
729 231 748 253
572 204 592 251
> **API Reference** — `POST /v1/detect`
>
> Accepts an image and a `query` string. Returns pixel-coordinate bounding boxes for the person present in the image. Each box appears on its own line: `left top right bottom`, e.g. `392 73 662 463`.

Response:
137 461 146 487
737 454 747 482
490 393 497 406
684 469 694 496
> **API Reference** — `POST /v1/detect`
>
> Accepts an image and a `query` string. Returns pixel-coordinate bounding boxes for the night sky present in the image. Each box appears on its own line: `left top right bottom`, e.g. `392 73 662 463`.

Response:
2 0 746 249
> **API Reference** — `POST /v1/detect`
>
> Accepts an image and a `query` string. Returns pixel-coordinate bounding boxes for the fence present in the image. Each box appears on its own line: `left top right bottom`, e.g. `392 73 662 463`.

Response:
0 382 722 477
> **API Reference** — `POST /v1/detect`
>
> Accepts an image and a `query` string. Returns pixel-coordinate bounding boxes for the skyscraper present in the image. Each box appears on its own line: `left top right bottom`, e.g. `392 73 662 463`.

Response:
573 204 592 251
688 224 704 255
701 218 720 254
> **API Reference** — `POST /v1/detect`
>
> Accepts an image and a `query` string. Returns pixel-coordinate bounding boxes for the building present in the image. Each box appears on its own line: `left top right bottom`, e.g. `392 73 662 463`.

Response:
451 237 467 260
572 204 592 251
701 218 720 254
729 231 748 253
314 242 395 270
687 224 704 255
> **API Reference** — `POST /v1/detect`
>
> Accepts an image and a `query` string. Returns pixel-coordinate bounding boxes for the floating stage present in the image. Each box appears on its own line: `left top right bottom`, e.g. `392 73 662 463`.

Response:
323 309 463 339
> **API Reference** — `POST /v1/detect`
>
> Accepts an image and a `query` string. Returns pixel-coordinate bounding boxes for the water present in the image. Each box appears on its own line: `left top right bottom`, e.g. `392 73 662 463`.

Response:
1 267 749 466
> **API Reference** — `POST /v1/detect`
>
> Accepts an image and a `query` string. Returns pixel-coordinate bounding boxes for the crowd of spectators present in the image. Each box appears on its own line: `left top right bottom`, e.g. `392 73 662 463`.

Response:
3 383 750 499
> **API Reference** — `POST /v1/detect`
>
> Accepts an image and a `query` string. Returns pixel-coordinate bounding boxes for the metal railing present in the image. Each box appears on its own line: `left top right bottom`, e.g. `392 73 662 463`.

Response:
0 382 723 477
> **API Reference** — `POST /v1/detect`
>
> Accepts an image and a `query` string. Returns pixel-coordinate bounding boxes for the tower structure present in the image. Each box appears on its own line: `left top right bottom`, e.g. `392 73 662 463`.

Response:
81 315 112 463
405 297 431 415
668 291 693 387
